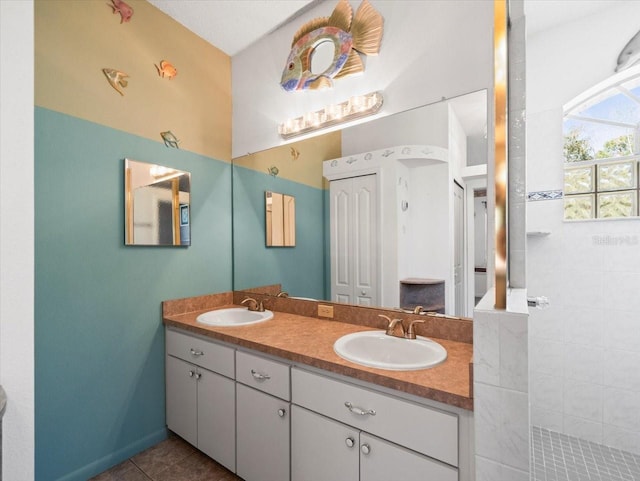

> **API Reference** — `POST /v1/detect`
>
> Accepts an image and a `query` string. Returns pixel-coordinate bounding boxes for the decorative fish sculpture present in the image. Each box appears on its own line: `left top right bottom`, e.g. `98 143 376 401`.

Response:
616 30 640 72
160 131 180 149
108 0 134 24
102 68 129 96
155 60 178 79
280 0 383 91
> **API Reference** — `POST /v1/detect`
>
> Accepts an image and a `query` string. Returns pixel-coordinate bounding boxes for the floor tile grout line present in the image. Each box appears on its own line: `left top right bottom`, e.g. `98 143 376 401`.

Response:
129 458 155 481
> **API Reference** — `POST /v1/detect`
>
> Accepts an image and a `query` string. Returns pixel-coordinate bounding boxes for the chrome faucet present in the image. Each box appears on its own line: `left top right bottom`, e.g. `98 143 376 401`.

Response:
413 305 424 315
379 314 405 338
241 297 264 312
276 291 289 298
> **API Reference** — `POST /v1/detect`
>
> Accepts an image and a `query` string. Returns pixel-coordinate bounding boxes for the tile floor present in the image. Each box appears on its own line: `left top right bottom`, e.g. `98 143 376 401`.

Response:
93 425 640 480
532 425 640 481
90 433 241 481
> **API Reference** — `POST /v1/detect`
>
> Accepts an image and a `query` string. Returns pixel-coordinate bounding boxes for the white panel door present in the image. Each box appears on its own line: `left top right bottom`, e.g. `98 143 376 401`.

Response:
197 367 236 473
360 433 458 481
165 356 198 447
331 183 352 303
353 175 378 306
236 384 290 481
330 175 378 305
291 405 359 481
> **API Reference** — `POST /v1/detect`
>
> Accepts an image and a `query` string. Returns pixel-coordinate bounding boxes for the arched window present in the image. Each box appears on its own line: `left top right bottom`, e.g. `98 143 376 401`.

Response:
563 67 640 220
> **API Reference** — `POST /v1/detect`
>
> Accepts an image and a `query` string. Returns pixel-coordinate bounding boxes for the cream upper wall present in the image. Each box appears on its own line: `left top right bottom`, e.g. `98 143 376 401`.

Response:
35 0 231 161
232 0 493 158
233 130 341 189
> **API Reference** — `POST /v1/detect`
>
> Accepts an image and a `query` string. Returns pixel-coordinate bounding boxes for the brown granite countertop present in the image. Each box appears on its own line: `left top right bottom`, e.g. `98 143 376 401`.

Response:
163 304 473 411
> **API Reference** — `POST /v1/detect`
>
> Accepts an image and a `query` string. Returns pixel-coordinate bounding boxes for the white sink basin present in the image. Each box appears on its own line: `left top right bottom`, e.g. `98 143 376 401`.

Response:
333 331 447 371
196 308 273 327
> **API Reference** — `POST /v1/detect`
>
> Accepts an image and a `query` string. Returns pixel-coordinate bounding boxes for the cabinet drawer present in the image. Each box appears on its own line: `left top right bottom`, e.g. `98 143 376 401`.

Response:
166 328 234 378
236 350 290 401
291 368 458 467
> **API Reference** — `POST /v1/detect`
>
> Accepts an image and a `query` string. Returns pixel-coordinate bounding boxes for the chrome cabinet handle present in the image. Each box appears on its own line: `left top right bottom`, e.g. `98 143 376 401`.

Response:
361 443 371 455
194 372 202 380
190 348 204 356
188 370 195 377
277 408 286 417
344 401 376 416
345 437 355 448
251 369 271 381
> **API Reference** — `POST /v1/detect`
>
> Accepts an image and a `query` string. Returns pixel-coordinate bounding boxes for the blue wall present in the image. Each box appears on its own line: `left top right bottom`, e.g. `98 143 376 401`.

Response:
34 107 232 480
233 165 326 300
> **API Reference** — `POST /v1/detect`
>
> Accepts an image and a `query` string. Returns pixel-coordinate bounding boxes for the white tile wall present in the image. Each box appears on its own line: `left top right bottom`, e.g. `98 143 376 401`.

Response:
526 0 640 458
562 415 602 444
527 176 640 457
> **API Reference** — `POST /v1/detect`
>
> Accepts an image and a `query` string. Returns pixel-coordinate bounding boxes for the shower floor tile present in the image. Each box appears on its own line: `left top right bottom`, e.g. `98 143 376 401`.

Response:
532 425 640 481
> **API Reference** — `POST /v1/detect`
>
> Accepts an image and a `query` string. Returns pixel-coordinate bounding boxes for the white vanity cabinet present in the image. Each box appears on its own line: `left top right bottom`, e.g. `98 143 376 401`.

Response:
235 350 291 481
165 329 236 472
291 406 457 481
291 367 460 481
165 327 472 481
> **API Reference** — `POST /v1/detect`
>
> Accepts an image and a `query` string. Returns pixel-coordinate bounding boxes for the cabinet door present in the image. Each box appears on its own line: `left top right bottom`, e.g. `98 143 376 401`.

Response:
236 384 290 481
197 367 236 473
291 405 359 481
166 356 197 447
360 433 458 481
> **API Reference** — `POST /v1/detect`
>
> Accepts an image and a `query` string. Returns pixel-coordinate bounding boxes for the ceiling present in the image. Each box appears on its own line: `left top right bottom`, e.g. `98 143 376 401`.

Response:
524 0 627 36
148 1 622 58
148 0 319 56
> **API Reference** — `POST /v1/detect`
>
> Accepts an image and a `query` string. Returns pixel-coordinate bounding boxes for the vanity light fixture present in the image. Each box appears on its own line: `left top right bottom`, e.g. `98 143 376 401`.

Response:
278 91 384 140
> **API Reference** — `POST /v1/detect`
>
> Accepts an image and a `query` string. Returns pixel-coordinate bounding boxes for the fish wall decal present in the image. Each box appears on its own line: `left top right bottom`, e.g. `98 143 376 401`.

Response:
280 0 383 91
108 0 134 24
160 131 180 148
156 60 178 79
616 30 640 72
267 166 280 177
102 68 129 96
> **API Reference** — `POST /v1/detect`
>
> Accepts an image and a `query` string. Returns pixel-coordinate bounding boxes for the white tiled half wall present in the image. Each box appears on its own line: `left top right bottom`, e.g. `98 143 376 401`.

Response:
474 289 530 481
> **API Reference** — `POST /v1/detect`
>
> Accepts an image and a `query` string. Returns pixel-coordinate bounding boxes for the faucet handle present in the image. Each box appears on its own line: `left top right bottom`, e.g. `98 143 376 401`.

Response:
413 305 424 314
241 297 258 311
380 315 405 337
406 319 425 339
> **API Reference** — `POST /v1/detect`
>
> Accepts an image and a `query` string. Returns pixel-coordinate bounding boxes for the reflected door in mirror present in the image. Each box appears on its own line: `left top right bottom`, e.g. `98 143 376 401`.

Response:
266 191 296 247
330 175 378 306
125 159 191 246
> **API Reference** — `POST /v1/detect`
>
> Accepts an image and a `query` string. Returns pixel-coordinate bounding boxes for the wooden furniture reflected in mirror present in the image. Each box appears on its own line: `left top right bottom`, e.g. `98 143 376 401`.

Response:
125 158 191 246
266 191 296 247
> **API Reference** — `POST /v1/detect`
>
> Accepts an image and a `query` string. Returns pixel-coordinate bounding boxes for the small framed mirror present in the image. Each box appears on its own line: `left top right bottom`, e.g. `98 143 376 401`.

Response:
265 191 295 247
125 158 191 246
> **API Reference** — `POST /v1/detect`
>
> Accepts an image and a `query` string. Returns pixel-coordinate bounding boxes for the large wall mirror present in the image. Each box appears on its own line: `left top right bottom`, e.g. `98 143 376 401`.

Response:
232 90 488 317
125 158 191 246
